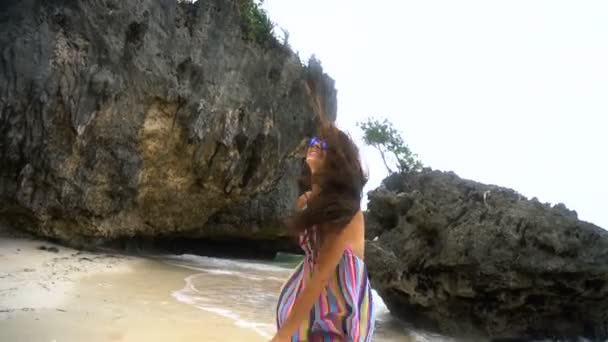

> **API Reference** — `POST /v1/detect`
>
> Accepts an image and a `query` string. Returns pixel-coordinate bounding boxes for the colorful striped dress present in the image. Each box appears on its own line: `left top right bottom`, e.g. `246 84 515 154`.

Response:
276 225 376 341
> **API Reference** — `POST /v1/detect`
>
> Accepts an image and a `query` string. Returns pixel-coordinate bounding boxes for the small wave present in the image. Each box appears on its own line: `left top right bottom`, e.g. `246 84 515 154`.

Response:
194 305 275 339
409 331 457 342
265 276 287 282
372 289 391 318
165 261 285 283
172 274 276 339
163 254 293 274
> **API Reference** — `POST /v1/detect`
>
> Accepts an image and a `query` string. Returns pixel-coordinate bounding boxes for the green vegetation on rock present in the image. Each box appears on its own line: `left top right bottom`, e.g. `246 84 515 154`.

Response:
358 117 423 174
239 0 275 46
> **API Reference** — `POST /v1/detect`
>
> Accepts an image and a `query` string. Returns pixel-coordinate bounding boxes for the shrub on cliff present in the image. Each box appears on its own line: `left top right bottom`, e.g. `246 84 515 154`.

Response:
358 117 423 173
239 0 275 46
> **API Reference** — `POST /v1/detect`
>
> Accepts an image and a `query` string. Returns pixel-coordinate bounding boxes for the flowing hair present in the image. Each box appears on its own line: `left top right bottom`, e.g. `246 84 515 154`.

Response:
288 79 368 249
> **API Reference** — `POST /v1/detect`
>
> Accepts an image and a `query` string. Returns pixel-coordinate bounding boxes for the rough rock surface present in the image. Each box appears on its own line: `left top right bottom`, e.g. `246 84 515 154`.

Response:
0 0 336 247
365 170 608 340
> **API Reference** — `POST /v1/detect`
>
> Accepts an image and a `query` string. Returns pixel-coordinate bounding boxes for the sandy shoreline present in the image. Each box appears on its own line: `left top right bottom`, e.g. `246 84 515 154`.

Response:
0 236 265 341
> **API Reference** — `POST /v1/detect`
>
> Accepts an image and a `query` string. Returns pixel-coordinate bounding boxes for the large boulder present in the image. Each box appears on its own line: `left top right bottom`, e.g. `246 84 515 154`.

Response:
0 0 336 247
366 170 608 340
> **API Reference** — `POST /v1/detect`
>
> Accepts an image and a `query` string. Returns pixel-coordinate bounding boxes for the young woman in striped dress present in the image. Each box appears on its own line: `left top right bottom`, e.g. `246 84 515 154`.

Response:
271 121 376 342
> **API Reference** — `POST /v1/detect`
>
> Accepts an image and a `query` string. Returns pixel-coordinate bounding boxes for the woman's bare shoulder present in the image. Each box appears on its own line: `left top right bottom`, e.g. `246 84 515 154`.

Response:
332 210 364 238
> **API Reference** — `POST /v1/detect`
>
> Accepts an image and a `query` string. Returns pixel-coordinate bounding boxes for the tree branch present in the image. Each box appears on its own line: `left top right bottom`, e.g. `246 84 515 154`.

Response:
374 144 393 174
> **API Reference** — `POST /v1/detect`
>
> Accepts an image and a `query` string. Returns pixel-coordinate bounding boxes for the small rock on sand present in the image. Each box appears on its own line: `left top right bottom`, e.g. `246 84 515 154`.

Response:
38 245 59 253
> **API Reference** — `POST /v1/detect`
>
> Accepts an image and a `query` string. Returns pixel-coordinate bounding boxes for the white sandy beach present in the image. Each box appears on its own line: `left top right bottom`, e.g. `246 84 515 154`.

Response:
0 235 265 342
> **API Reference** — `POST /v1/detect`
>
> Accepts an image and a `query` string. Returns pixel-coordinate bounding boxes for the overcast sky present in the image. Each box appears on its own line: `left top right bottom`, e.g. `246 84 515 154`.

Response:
263 0 608 229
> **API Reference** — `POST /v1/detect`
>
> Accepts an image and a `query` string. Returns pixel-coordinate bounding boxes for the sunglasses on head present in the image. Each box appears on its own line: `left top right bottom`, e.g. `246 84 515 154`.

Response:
308 137 327 149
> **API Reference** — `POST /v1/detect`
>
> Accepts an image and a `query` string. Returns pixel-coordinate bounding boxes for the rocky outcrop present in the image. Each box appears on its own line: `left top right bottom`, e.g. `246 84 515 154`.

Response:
0 0 336 247
365 170 608 340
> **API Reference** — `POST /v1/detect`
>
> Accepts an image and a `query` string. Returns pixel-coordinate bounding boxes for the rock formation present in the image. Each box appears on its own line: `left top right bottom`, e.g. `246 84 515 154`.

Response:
0 0 336 248
365 170 608 340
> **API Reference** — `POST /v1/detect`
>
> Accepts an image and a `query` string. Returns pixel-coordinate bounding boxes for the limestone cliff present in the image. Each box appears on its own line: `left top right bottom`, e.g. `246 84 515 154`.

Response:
0 0 336 247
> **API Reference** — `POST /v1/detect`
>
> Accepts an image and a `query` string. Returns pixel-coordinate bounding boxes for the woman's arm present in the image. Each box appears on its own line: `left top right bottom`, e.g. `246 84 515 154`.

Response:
271 211 363 341
296 191 311 210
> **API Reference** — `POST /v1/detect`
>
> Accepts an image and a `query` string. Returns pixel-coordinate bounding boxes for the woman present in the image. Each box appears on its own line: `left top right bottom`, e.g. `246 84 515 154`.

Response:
272 121 376 342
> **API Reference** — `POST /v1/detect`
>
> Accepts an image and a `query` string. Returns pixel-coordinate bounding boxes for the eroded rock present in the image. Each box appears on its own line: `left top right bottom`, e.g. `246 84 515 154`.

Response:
366 170 608 340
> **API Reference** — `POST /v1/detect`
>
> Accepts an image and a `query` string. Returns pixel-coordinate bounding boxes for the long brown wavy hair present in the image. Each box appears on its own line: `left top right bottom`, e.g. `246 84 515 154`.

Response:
288 80 368 248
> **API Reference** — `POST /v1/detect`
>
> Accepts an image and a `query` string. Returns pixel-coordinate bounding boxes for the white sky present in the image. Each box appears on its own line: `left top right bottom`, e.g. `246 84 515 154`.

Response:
263 0 608 229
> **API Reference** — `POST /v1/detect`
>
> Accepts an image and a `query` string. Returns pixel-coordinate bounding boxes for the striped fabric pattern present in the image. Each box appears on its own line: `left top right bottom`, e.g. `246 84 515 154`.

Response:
276 226 376 341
